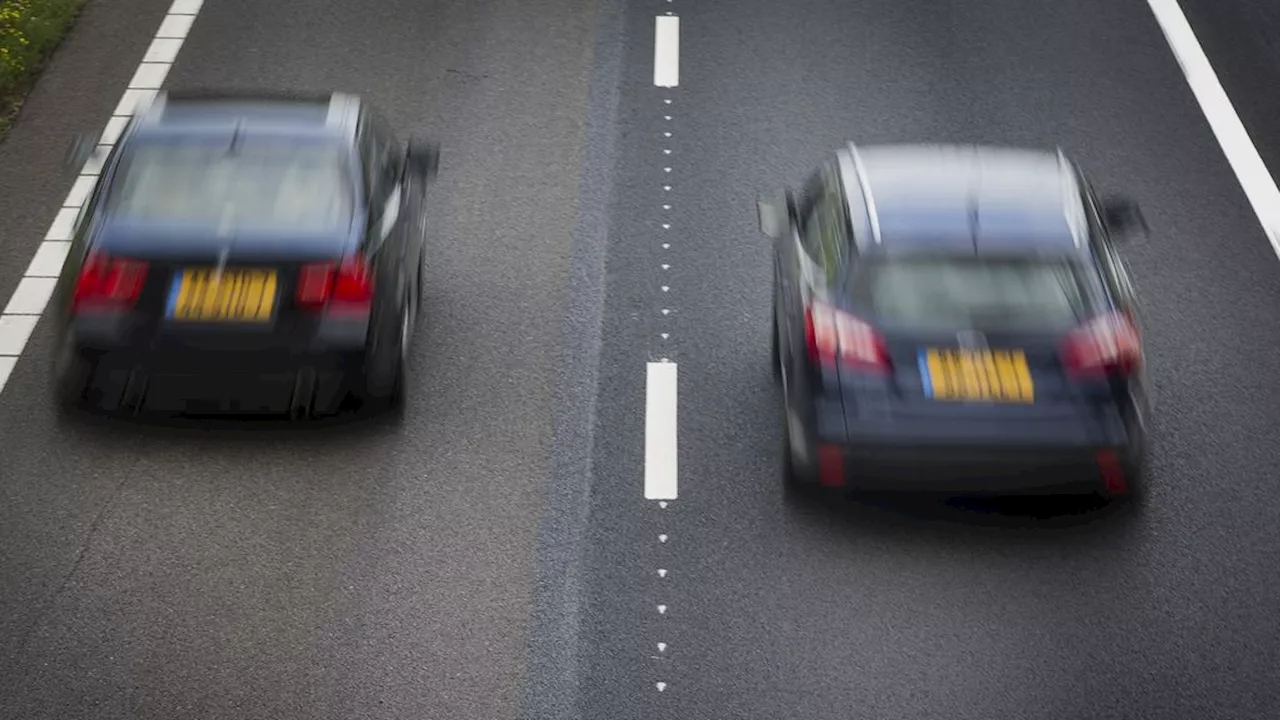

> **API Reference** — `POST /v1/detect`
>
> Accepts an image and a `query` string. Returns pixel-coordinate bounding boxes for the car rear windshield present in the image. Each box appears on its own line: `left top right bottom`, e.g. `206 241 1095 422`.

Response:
106 140 355 233
848 254 1099 330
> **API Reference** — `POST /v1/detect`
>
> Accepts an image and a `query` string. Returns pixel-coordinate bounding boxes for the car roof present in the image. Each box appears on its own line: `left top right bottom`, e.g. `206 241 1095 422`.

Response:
126 89 363 145
842 143 1091 258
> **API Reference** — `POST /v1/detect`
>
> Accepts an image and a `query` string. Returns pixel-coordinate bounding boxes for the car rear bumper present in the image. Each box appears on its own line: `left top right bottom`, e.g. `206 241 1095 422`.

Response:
810 440 1137 495
65 337 370 417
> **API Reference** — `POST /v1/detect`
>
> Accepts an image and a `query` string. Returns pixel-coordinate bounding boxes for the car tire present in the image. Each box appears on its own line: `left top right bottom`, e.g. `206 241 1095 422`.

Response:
780 403 819 498
770 296 781 382
362 299 411 419
52 337 92 415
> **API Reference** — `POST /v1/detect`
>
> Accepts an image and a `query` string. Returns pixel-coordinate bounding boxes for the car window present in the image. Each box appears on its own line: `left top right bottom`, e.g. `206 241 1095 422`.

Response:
848 254 1100 330
105 141 355 233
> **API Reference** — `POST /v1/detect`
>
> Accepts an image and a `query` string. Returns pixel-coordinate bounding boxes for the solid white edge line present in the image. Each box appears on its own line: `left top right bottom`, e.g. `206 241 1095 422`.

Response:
653 16 680 88
1147 0 1280 256
644 362 679 500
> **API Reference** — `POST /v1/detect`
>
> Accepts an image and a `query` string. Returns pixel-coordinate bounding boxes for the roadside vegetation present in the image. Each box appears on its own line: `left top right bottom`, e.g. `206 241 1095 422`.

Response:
0 0 87 139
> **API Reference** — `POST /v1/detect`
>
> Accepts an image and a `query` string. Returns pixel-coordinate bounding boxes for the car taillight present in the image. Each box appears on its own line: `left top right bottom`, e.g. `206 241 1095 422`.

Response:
804 299 890 371
1061 311 1142 378
295 256 375 313
71 252 147 313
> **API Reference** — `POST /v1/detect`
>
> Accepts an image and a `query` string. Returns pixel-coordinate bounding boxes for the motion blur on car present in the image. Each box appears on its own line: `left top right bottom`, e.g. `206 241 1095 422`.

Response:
761 143 1151 502
51 89 440 420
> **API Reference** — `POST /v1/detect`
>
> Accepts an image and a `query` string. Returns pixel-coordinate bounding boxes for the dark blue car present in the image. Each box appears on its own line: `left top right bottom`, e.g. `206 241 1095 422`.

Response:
52 90 440 419
760 144 1151 501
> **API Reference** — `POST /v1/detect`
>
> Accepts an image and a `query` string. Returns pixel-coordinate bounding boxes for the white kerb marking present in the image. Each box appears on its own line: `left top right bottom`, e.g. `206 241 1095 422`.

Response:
0 315 40 355
143 37 184 63
1148 0 1280 255
26 242 72 277
645 361 679 499
0 357 17 394
653 16 680 87
114 89 158 117
101 116 131 146
4 278 58 316
155 14 195 39
45 208 79 241
64 176 96 207
129 62 171 90
168 0 204 13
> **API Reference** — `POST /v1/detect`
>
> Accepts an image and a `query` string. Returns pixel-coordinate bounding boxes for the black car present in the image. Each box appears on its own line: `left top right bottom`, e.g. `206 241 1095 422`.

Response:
52 89 440 419
759 144 1151 501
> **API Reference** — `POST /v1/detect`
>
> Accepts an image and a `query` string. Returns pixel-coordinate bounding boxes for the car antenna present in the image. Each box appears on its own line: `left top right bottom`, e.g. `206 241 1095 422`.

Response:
968 147 981 256
227 119 245 154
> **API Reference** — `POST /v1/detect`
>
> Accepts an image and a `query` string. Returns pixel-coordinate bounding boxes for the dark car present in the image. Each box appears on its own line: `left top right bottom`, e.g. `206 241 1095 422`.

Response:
52 89 440 420
759 143 1151 501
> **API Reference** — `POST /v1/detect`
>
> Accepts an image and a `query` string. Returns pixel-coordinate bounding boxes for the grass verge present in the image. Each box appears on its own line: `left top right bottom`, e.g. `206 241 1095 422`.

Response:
0 0 88 141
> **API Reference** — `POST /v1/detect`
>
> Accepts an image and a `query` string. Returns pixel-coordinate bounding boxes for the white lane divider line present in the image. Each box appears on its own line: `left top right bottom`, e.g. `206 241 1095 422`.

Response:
653 16 680 87
0 0 204 395
644 361 679 499
1147 0 1280 257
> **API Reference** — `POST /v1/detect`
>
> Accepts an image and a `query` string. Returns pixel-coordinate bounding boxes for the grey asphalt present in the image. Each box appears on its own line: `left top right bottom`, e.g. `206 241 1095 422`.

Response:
581 0 1280 719
4 0 1280 719
0 0 614 718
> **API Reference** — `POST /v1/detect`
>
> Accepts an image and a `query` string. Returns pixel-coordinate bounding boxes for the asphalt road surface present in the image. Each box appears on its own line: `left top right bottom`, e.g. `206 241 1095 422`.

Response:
2 1 1280 719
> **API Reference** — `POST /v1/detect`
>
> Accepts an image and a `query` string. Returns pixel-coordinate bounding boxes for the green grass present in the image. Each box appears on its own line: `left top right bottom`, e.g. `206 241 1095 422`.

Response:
0 0 88 140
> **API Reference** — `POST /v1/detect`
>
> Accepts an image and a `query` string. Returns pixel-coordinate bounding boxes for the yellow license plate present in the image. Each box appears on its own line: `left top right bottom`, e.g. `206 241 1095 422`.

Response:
921 348 1034 403
169 268 278 323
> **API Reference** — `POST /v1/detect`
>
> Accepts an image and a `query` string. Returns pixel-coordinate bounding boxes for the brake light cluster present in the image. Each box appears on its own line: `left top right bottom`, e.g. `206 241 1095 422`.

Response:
72 252 148 312
1060 311 1142 378
804 299 890 372
295 256 375 314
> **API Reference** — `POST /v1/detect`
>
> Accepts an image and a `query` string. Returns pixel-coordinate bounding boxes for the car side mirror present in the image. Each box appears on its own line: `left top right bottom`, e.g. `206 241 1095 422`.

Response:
1102 196 1149 240
64 131 102 171
757 190 794 240
405 138 440 182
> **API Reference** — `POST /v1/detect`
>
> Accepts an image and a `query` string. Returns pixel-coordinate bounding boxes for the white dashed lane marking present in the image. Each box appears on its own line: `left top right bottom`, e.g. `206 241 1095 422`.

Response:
644 361 679 500
0 0 205 394
653 16 680 88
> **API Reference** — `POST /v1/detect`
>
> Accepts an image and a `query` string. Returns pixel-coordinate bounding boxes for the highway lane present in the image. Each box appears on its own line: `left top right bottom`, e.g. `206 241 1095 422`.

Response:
0 0 617 718
582 1 1280 719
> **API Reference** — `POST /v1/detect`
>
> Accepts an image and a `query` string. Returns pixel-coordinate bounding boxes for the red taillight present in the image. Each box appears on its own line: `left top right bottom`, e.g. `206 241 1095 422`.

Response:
804 299 890 371
295 256 375 313
71 252 147 313
1061 311 1142 378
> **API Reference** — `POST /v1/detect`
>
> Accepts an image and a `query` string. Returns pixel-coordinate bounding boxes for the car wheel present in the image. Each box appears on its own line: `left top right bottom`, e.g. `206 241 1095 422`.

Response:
1104 449 1147 506
52 337 92 414
389 302 410 413
770 296 781 382
415 252 426 328
780 394 818 497
363 300 410 419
